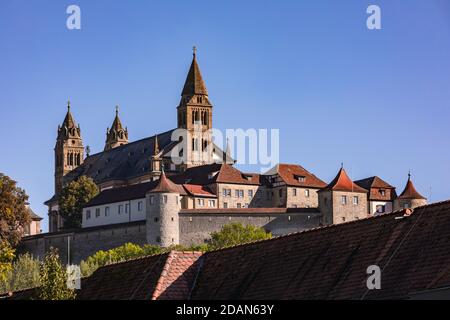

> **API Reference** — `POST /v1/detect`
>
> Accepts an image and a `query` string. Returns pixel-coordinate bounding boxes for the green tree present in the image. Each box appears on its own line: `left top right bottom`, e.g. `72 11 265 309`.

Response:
80 243 164 277
59 176 99 229
0 242 15 282
37 248 75 300
209 223 272 250
0 253 40 294
0 173 31 247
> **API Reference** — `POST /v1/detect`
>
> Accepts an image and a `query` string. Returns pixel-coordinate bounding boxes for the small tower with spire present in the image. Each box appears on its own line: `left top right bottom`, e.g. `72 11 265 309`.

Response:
146 172 184 247
150 134 162 180
318 166 368 225
176 47 214 169
104 106 129 151
394 172 427 211
54 100 84 195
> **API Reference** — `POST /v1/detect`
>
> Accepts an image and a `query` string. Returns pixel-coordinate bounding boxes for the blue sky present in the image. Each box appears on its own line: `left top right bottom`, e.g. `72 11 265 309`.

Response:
1 0 450 232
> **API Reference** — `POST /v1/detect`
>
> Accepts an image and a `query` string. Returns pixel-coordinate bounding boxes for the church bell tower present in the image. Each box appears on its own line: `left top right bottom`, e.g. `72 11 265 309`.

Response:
54 101 84 194
177 47 214 169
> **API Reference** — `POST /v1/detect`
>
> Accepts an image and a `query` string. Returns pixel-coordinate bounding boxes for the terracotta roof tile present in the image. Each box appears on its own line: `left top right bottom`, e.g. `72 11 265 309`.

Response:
150 172 186 194
190 200 450 300
152 252 203 300
398 177 426 200
273 164 327 188
182 184 216 198
321 168 367 193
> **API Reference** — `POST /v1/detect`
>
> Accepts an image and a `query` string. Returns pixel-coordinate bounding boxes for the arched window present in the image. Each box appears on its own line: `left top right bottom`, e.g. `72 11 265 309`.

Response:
69 153 74 166
76 153 81 165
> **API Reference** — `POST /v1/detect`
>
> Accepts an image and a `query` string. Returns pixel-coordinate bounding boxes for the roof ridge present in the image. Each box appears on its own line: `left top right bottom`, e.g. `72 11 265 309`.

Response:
86 128 176 158
92 251 171 273
204 208 414 255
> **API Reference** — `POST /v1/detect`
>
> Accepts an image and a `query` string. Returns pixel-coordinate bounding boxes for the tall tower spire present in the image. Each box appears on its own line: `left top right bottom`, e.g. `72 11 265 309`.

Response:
150 134 162 180
104 105 129 151
54 101 84 195
177 47 214 169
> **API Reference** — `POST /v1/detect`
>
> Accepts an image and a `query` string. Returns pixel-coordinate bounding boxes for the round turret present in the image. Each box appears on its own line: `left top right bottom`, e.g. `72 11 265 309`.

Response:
146 172 183 247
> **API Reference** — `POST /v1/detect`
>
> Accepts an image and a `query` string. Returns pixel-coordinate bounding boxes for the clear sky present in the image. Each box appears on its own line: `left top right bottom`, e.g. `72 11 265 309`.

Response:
1 0 450 232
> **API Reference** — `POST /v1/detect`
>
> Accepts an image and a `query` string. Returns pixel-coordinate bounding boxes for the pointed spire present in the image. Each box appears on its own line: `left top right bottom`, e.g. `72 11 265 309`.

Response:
111 105 124 131
182 47 208 96
153 134 160 156
398 172 426 200
104 105 128 151
62 100 76 128
322 167 367 193
150 171 183 194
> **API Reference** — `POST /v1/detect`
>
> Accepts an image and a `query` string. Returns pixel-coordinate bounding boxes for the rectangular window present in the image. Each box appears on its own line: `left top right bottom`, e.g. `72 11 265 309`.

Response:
244 203 249 208
125 203 130 213
223 202 228 208
248 190 253 198
86 210 91 220
118 205 123 214
198 199 204 207
138 201 143 211
95 208 100 218
293 188 297 197
376 205 386 214
239 190 244 198
235 190 239 198
353 196 359 205
305 189 310 198
149 196 154 205
379 189 386 196
208 200 215 207
341 196 347 205
237 203 241 208
105 206 110 217
163 195 168 204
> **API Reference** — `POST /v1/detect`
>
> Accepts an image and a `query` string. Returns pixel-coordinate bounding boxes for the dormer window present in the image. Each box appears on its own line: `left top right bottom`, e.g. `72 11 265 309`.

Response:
379 189 386 196
295 175 306 183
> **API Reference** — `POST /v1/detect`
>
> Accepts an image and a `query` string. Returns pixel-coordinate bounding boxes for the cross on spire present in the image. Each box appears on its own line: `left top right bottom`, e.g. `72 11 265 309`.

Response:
67 99 71 110
116 105 119 116
193 46 197 57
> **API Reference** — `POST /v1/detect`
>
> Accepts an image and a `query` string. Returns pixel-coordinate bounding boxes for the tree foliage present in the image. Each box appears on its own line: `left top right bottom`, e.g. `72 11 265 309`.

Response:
0 253 40 294
80 243 164 277
209 223 272 250
0 241 15 282
37 248 75 300
0 173 30 247
58 176 99 229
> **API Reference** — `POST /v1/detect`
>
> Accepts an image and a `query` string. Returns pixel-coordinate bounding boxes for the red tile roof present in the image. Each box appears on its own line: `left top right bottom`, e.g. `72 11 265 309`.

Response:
172 163 261 186
54 199 450 300
182 184 216 198
354 176 397 201
77 254 169 300
398 177 426 200
150 172 186 195
274 164 327 188
321 168 367 193
354 176 395 190
190 200 450 300
152 251 203 300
